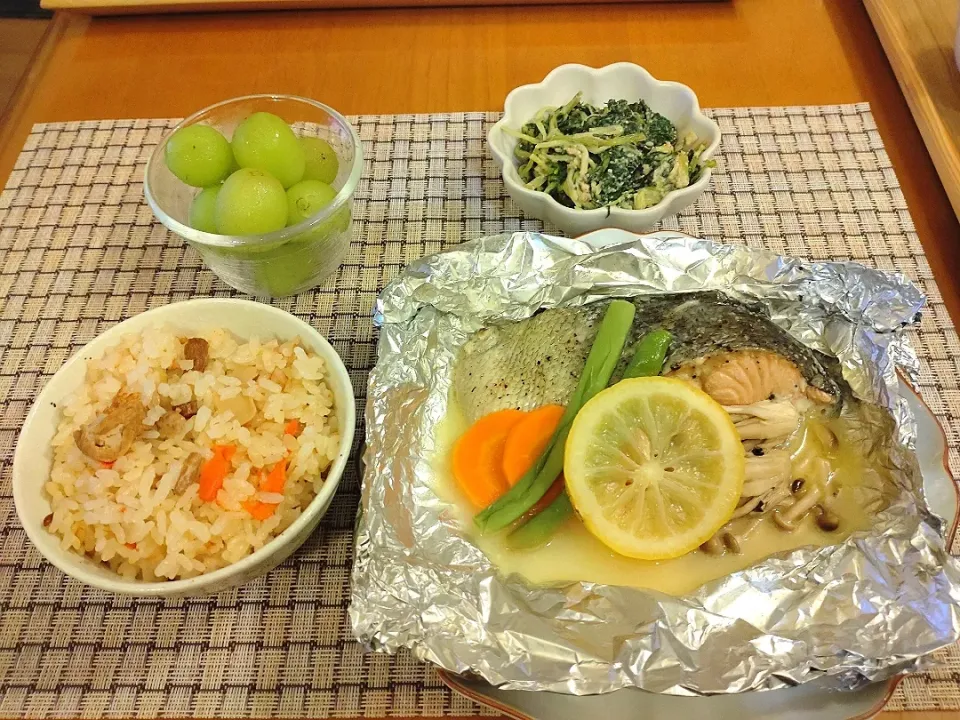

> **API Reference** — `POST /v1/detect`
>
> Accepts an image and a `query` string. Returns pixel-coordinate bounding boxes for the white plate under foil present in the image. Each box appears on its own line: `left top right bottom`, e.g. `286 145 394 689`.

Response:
439 378 958 720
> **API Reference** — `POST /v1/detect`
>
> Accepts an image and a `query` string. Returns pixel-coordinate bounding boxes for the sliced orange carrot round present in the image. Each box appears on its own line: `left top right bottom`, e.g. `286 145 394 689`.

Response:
502 404 565 486
452 409 526 509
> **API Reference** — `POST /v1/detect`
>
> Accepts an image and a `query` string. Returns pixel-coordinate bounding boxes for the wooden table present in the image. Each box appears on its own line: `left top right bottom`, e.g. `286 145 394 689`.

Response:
1 0 958 325
864 0 960 223
0 2 957 717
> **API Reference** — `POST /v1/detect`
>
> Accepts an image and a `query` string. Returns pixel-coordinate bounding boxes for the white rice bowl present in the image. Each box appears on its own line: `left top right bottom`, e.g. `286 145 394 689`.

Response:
13 298 355 596
47 327 340 581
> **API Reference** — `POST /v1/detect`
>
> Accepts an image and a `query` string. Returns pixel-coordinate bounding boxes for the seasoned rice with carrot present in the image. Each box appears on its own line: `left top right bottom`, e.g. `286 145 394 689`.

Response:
44 327 340 581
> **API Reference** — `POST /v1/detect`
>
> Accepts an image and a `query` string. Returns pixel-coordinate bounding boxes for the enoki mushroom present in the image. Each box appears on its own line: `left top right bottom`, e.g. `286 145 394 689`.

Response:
700 401 842 556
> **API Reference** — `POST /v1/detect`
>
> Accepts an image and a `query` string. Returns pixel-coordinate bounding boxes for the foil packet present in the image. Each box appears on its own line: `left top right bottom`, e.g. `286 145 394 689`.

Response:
350 231 960 695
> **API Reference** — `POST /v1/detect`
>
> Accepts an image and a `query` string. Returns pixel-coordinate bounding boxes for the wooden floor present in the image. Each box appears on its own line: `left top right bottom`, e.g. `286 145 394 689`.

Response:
0 18 48 127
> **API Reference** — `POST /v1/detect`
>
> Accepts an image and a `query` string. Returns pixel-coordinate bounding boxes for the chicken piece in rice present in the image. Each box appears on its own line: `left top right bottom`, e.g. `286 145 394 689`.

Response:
44 327 340 581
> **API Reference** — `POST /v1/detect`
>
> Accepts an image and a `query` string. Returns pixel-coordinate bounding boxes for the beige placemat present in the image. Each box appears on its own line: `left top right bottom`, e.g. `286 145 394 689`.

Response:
0 103 957 716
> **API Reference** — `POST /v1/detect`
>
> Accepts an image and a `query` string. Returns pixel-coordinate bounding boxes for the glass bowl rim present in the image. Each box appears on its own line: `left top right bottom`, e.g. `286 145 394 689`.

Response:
143 93 364 249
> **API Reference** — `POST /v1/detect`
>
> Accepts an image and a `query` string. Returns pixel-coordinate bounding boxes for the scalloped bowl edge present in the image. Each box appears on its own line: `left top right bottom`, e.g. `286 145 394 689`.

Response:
488 63 721 235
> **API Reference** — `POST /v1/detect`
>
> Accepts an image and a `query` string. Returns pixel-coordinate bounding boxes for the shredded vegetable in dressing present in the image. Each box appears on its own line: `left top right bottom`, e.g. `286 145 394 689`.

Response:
509 92 715 211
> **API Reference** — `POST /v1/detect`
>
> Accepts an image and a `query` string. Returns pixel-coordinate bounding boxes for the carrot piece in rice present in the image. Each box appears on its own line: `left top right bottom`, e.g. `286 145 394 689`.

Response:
198 445 236 502
243 461 288 520
242 500 276 520
260 459 287 494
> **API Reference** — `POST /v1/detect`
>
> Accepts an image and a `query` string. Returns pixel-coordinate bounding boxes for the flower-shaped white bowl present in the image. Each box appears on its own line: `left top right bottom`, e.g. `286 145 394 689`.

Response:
488 63 721 236
12 298 356 597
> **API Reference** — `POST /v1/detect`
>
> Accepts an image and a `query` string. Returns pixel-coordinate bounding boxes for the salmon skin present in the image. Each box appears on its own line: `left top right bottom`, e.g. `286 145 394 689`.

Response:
452 290 846 423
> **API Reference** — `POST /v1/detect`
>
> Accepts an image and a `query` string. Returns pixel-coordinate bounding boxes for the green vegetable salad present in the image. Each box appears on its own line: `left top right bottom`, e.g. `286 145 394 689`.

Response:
509 92 715 211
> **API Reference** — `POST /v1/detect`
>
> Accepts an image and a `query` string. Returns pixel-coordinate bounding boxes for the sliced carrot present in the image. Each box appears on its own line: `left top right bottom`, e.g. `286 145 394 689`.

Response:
260 459 287 494
452 409 526 509
242 499 276 520
198 444 237 502
125 542 137 550
101 461 115 469
284 419 302 436
502 404 565 486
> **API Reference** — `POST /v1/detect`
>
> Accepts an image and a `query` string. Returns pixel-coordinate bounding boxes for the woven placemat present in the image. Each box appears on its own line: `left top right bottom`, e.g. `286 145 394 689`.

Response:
0 103 957 717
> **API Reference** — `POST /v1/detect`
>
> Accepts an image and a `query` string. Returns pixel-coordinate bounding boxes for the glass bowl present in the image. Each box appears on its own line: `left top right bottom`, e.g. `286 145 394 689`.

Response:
144 94 363 297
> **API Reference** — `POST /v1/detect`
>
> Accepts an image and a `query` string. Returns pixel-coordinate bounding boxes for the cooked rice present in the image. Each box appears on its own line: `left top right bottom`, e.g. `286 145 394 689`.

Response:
45 326 340 581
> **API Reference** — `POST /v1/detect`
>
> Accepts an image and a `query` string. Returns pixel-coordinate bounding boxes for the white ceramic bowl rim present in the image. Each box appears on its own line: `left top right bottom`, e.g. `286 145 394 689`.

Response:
488 62 721 219
12 298 356 595
143 93 365 249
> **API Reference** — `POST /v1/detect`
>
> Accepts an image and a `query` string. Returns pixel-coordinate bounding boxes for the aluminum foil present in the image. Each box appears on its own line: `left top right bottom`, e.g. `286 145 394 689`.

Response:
349 231 960 695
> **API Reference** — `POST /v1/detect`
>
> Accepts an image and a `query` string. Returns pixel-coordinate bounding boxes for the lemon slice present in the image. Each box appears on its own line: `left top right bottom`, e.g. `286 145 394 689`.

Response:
564 377 745 560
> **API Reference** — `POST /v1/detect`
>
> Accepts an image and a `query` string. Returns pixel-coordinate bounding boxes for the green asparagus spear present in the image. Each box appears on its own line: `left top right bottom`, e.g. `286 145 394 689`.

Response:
475 299 636 532
505 493 573 550
623 329 672 379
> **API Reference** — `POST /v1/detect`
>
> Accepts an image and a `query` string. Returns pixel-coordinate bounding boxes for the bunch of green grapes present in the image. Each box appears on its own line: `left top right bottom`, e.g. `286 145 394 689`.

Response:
165 112 342 236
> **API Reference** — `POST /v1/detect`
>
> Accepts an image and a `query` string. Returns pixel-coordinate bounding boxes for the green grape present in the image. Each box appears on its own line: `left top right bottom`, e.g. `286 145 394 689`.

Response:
189 185 221 233
164 124 234 188
231 112 306 188
215 168 288 235
286 179 337 226
301 137 340 184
